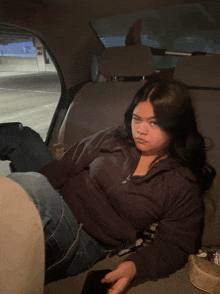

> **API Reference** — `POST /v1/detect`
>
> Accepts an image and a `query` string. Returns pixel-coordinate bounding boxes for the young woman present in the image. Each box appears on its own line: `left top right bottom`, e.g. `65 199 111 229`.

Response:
7 77 215 293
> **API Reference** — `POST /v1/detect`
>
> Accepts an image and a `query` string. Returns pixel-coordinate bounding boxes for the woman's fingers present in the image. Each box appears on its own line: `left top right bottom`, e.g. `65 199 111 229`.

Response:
101 261 137 294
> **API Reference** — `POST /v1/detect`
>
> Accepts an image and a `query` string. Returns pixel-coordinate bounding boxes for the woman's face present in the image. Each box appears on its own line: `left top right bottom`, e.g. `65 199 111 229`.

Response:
131 100 171 156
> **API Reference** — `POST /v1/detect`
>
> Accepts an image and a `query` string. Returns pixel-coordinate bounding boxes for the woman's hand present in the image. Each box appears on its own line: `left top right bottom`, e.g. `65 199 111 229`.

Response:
101 261 137 294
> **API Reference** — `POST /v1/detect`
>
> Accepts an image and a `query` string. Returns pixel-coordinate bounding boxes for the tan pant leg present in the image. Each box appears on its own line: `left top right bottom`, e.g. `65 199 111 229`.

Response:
0 175 45 294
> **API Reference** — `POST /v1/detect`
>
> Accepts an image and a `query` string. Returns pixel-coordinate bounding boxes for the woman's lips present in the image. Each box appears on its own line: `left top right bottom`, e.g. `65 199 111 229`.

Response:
136 138 148 144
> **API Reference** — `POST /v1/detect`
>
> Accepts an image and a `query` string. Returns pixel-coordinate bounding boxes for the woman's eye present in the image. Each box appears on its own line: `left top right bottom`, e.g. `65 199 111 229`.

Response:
132 117 140 122
150 121 157 126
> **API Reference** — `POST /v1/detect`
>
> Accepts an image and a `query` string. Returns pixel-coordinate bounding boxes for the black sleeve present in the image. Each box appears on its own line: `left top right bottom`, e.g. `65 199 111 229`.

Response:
38 127 115 189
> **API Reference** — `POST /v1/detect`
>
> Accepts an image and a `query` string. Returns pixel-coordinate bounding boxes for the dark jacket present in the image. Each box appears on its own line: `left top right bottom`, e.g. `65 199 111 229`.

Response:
39 126 204 282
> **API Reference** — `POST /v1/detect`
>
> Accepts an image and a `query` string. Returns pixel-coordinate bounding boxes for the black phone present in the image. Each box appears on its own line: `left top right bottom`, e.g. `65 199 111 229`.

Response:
81 269 112 294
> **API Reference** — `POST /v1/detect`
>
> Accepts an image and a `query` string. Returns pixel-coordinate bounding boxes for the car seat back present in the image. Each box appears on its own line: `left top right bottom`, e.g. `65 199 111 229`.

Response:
174 55 220 247
55 45 154 150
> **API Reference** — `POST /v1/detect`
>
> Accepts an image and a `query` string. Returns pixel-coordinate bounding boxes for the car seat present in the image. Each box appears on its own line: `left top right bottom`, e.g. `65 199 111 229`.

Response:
45 54 220 294
174 54 220 248
52 45 154 157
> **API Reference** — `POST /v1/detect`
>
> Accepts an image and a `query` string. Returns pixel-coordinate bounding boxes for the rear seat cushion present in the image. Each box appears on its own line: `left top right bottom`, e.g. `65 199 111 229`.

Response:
44 254 205 294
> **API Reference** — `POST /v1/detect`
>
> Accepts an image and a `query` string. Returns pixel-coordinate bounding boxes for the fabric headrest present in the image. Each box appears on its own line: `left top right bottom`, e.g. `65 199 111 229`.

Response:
174 55 220 88
98 45 154 78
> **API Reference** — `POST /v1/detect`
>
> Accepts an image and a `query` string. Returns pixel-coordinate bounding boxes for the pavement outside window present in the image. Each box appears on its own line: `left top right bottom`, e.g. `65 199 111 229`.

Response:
0 71 61 176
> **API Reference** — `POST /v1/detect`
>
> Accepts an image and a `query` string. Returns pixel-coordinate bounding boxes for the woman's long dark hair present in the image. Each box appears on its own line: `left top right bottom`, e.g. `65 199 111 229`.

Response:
118 75 215 192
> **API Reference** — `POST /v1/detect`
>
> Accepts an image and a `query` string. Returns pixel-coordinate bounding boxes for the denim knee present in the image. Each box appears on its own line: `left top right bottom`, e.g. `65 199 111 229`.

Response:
7 172 62 231
7 172 107 284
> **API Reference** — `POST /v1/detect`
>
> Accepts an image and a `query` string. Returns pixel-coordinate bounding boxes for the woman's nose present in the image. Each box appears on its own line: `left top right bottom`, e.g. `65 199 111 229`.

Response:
137 122 148 134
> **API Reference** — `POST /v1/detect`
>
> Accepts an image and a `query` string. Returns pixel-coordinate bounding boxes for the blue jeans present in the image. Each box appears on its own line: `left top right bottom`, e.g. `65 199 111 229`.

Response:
7 172 107 285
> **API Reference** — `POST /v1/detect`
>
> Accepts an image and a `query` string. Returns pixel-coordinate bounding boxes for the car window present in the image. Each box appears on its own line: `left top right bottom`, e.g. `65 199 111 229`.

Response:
92 0 220 69
0 28 61 175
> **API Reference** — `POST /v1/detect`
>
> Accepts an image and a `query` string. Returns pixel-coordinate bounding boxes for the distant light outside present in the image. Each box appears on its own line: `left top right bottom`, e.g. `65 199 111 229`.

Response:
0 41 36 57
0 41 50 58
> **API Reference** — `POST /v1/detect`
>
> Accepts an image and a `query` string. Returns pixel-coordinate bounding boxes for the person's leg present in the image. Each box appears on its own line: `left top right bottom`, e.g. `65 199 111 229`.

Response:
0 123 53 172
7 172 107 285
9 126 53 172
0 122 22 160
1 174 45 293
